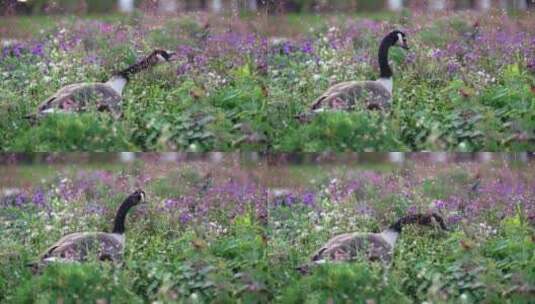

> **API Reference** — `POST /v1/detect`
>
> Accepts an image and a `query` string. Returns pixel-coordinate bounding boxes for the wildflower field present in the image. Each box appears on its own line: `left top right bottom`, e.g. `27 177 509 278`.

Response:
0 156 533 303
1 10 535 151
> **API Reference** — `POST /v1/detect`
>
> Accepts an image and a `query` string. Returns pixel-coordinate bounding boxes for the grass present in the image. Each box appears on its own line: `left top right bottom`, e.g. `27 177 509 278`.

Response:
0 159 534 303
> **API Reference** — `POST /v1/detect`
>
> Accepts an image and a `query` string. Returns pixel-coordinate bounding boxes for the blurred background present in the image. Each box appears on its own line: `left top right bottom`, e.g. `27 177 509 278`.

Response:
1 152 534 165
2 153 534 208
1 0 534 15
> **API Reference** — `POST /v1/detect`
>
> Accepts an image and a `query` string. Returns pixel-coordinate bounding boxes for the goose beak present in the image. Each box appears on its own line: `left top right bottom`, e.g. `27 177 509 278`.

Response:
401 43 409 50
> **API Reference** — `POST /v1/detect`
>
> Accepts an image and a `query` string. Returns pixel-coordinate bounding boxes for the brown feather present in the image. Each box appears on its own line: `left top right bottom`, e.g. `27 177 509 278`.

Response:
32 83 122 119
38 232 124 265
310 81 392 112
310 232 394 264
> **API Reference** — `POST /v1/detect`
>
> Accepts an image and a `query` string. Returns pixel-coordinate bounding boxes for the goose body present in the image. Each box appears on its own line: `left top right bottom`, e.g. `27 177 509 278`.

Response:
310 79 393 112
30 190 146 272
299 30 408 121
310 230 398 265
299 213 447 273
35 82 123 118
39 232 125 264
27 50 174 121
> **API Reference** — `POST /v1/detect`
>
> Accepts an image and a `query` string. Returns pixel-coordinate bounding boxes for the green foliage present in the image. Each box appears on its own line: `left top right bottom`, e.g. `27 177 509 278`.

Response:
2 13 535 151
13 263 143 304
9 114 134 151
280 263 411 304
2 164 535 303
276 112 406 151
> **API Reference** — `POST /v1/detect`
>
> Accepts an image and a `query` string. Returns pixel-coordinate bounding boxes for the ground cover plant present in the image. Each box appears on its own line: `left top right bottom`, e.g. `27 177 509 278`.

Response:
0 155 534 303
0 156 270 303
1 10 535 151
268 159 535 303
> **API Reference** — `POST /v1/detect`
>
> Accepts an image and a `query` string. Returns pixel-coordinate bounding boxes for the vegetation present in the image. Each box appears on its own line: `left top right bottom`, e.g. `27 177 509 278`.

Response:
1 11 534 151
0 159 534 303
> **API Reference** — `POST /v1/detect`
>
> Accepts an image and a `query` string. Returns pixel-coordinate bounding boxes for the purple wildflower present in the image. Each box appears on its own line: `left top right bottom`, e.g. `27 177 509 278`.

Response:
407 205 418 214
100 23 113 34
165 199 180 209
177 63 192 76
282 42 293 55
12 44 23 57
447 214 463 224
433 199 446 209
194 55 208 67
301 40 314 55
432 49 445 59
179 212 192 224
30 43 45 57
447 61 460 75
302 191 316 206
285 194 297 206
32 189 46 207
14 194 24 206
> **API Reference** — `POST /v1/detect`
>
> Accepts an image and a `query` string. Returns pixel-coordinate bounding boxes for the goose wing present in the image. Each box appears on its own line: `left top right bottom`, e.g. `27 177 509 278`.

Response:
33 83 122 118
364 234 394 263
311 232 393 263
311 232 364 262
311 81 392 112
39 232 124 263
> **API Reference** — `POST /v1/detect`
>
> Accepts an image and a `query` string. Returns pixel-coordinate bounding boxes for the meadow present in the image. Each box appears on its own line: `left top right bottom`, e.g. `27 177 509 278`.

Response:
0 157 533 303
1 10 534 151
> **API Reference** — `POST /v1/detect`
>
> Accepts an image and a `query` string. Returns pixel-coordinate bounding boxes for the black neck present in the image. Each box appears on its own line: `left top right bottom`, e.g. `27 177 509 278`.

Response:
117 53 161 81
388 214 427 233
112 198 137 234
389 219 403 233
378 35 393 79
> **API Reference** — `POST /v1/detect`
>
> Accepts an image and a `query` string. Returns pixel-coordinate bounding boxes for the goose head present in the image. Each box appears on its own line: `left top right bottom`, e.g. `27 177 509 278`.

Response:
390 213 449 232
389 30 409 50
130 189 147 205
411 213 449 231
152 49 176 62
429 213 449 231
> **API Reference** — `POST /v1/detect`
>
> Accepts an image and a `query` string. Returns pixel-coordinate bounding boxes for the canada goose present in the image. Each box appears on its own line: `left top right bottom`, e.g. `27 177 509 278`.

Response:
297 213 448 273
297 30 409 122
25 50 175 121
28 190 146 272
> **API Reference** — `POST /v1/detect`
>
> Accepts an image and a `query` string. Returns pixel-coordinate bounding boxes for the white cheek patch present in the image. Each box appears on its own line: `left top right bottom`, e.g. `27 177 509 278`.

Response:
397 33 403 45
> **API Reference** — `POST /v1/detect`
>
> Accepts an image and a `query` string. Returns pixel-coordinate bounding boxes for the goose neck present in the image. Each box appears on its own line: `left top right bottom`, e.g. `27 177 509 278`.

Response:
118 53 162 80
378 36 393 79
112 198 136 234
